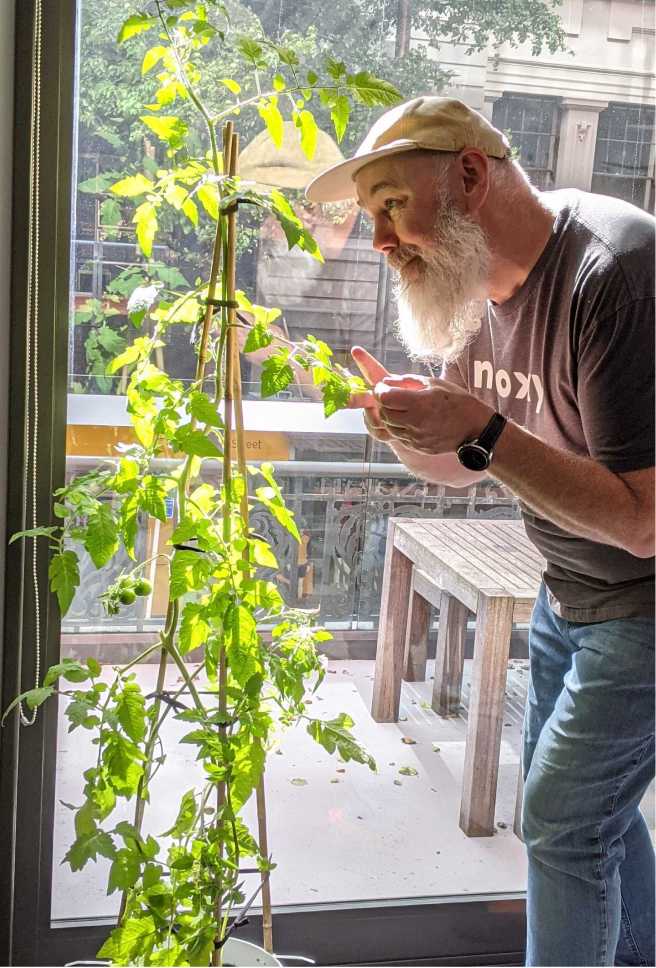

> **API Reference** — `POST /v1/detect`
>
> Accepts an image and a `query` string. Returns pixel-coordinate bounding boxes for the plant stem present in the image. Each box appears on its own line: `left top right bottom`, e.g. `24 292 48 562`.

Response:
213 121 237 968
117 597 180 922
212 84 344 125
256 780 273 951
221 128 275 956
164 637 205 714
154 0 220 174
152 662 204 735
117 636 170 676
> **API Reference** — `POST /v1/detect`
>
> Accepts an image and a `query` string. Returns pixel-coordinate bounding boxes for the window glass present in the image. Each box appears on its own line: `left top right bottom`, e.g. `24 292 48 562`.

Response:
492 94 559 188
49 0 654 928
592 103 655 210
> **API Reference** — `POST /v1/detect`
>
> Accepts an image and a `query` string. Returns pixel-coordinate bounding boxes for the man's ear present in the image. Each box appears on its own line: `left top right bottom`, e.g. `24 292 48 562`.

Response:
454 148 489 215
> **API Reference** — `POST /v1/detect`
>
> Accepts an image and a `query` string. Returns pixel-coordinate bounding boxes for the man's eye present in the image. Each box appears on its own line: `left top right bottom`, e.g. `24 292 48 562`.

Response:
384 199 399 212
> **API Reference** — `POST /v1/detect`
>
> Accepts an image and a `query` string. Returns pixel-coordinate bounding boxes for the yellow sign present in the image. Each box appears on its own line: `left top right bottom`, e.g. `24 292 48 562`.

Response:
67 425 289 461
228 431 289 461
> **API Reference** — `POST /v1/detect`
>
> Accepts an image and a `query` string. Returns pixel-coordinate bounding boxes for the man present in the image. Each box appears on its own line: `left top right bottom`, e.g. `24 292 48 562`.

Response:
306 97 655 967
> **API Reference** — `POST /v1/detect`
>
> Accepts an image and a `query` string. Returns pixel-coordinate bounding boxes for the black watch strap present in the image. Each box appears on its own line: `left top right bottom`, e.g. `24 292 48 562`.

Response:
476 412 507 453
456 412 507 472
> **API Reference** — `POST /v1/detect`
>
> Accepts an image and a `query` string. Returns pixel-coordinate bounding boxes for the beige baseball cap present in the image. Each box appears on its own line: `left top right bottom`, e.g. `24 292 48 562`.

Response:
306 95 511 202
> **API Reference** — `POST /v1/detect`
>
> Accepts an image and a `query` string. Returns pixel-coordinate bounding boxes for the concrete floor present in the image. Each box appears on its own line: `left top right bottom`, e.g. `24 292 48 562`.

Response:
51 658 653 923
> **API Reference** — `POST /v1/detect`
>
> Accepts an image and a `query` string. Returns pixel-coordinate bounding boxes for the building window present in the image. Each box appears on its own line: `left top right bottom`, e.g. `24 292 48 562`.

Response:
492 93 560 189
592 102 655 211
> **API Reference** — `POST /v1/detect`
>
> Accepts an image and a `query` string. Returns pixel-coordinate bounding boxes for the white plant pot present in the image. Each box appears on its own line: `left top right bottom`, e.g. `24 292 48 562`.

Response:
65 937 297 967
221 937 282 966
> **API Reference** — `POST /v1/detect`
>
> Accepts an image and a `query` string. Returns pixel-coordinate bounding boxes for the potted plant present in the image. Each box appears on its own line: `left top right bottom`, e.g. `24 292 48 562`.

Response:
5 2 399 965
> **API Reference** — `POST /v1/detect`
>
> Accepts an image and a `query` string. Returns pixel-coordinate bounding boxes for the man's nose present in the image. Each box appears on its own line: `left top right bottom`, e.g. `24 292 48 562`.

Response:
372 219 399 255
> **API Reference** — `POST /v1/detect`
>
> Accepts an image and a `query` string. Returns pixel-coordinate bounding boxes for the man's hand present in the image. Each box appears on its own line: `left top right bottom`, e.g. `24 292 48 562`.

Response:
348 346 490 487
374 375 493 455
349 346 429 443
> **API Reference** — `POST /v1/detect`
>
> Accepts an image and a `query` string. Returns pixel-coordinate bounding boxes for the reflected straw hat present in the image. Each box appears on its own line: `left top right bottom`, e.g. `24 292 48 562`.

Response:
306 95 511 203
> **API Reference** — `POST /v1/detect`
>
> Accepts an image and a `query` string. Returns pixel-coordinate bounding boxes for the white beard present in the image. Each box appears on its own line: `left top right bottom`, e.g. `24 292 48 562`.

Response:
391 195 490 363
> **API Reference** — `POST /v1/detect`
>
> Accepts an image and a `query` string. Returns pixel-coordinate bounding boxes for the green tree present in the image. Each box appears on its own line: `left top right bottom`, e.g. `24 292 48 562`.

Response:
79 0 565 162
241 0 566 148
78 0 319 161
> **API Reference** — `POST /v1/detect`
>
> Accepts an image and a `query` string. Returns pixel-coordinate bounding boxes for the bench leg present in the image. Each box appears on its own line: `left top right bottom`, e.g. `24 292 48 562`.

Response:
432 592 468 716
459 593 514 837
403 580 430 682
371 527 413 722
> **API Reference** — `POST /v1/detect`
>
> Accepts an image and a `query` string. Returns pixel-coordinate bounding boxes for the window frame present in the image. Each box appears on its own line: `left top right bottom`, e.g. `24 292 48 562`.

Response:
0 0 76 963
592 101 656 211
492 92 561 189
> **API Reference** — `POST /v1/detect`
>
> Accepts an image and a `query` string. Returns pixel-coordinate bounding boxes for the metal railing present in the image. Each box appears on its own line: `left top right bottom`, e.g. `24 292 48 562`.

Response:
62 458 520 634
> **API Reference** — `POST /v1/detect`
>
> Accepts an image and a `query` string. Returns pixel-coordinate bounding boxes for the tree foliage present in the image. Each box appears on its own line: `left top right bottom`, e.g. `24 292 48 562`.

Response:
79 0 565 159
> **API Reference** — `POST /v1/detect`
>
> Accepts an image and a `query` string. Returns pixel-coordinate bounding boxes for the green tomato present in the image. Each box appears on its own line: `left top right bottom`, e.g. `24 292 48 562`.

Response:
119 588 136 606
133 579 153 597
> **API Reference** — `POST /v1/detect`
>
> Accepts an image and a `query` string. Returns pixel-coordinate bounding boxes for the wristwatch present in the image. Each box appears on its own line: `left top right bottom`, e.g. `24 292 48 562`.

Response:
456 412 507 472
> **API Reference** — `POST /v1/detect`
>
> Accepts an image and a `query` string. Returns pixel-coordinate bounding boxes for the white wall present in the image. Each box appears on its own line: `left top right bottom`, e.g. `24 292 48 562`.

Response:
486 0 655 105
417 0 656 106
0 3 14 648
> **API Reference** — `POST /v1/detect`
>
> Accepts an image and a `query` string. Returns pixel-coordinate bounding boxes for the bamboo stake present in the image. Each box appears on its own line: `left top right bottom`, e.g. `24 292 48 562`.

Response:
118 118 229 933
255 780 274 952
214 120 235 968
222 131 274 955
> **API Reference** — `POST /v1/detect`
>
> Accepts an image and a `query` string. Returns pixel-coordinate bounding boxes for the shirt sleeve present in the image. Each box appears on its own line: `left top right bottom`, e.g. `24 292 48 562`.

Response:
577 296 655 473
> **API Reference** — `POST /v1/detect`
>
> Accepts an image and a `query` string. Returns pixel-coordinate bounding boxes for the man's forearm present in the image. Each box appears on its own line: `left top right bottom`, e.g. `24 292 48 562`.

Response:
368 369 653 559
390 441 486 487
491 420 653 557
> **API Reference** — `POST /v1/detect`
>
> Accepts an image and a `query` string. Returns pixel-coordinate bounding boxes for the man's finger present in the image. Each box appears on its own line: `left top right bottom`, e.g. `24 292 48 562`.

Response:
386 428 415 446
351 346 389 387
374 384 425 410
380 413 413 432
364 410 391 442
348 390 377 409
381 375 429 391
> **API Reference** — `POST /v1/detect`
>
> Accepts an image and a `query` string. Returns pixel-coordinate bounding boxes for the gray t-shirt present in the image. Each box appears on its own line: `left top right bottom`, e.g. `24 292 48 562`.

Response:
444 189 655 621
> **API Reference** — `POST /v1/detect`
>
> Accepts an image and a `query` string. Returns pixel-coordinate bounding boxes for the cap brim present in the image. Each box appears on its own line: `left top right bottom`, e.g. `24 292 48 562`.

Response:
305 140 421 203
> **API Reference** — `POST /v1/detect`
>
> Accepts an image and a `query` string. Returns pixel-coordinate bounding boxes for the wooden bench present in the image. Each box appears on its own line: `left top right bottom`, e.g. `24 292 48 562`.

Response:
371 518 545 837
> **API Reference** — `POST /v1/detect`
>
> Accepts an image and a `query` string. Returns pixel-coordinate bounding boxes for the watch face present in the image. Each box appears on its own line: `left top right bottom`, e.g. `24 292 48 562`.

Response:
457 443 490 472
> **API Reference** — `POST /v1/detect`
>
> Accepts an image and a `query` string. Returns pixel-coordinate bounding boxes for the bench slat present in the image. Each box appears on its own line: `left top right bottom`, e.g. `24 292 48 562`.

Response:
435 520 542 588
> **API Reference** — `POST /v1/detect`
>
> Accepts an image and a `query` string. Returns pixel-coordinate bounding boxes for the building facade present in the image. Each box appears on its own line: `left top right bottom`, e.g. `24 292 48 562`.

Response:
421 0 655 208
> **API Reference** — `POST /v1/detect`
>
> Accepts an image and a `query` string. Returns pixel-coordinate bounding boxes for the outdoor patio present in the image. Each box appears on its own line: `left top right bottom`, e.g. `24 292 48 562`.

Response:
52 654 656 923
52 657 531 921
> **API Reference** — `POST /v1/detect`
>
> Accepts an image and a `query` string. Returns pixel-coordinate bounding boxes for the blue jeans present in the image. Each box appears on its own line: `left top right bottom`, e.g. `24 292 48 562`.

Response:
522 583 655 967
